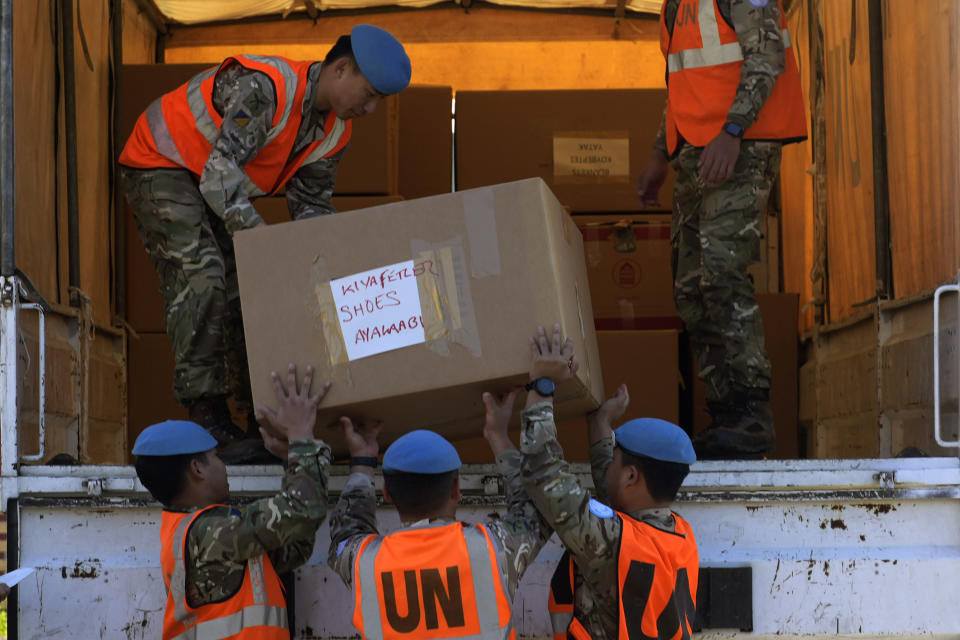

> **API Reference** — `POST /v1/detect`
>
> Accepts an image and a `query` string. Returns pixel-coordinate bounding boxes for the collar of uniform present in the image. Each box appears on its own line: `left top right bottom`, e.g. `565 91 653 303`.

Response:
305 61 327 118
400 516 458 529
625 506 676 532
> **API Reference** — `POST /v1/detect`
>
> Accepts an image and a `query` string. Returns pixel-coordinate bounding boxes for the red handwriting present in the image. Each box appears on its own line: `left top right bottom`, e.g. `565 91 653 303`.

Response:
339 290 401 322
338 259 439 296
354 316 424 344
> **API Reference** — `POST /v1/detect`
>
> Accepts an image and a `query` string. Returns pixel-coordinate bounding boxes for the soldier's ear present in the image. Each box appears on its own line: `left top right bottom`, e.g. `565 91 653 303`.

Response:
382 484 394 504
450 474 461 502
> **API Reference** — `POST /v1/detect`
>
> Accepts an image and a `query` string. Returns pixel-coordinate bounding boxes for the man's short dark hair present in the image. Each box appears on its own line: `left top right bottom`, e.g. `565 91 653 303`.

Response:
383 470 458 516
135 451 208 507
618 447 690 503
324 35 356 66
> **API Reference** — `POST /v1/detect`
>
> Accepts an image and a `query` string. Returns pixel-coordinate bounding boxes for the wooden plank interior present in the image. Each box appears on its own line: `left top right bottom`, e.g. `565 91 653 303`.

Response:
884 0 960 297
780 0 815 331
823 0 876 322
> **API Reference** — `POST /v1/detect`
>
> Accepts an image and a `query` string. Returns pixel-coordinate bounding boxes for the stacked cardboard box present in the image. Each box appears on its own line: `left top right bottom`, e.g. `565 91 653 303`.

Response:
235 179 605 457
456 89 671 213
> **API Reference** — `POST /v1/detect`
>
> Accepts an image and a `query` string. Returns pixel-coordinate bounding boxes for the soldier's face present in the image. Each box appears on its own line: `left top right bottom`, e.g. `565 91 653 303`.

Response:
330 60 383 120
204 451 230 503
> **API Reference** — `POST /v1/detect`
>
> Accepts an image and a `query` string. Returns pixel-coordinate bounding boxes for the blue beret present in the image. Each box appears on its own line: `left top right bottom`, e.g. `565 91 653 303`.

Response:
614 418 696 464
350 24 411 95
382 430 461 474
132 420 217 456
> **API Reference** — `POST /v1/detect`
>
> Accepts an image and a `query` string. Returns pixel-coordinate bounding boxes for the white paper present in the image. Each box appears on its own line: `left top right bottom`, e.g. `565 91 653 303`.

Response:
330 259 427 361
0 567 35 587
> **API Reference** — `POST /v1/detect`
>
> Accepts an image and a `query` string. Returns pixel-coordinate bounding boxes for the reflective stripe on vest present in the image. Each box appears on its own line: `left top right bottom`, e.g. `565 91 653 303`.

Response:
161 507 289 640
354 523 515 640
660 0 807 152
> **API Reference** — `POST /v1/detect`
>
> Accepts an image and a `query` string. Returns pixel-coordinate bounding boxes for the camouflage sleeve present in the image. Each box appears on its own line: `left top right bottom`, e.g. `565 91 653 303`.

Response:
589 434 615 505
520 402 622 597
726 0 787 130
197 62 274 234
327 471 379 586
483 449 553 600
187 439 331 600
653 105 668 155
285 147 348 220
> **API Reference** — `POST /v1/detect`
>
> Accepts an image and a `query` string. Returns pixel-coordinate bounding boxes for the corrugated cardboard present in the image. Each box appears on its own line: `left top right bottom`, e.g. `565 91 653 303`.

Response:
456 329 680 463
126 196 406 333
576 214 680 329
689 293 799 458
235 178 605 457
399 86 452 199
456 89 672 212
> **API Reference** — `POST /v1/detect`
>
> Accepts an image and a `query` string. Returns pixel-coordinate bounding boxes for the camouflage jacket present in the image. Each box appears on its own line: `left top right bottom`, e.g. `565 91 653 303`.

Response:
521 402 682 640
327 449 551 602
165 439 331 607
200 60 347 235
655 0 788 154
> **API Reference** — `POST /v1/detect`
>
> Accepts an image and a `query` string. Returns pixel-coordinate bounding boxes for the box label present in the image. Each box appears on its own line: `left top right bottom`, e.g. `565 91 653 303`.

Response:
553 132 630 183
329 259 433 361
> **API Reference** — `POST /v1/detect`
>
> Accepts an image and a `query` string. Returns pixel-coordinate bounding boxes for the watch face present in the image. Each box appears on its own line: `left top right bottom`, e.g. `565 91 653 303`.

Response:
535 378 556 396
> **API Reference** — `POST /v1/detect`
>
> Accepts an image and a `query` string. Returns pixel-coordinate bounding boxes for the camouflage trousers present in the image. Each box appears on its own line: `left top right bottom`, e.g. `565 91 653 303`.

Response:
121 167 252 407
670 140 781 404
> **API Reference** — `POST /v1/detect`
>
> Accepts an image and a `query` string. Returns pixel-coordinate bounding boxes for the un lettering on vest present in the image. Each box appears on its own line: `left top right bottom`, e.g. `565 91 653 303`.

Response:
380 566 467 633
675 1 699 27
329 259 440 361
553 134 630 183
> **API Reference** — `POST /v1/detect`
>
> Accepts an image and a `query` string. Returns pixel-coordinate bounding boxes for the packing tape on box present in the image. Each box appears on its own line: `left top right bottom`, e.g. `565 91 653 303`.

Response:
462 189 501 277
412 238 483 359
308 240 483 369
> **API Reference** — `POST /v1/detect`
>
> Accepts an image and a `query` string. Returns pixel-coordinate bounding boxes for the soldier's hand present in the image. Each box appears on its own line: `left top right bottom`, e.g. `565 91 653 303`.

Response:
257 364 332 442
588 384 630 443
482 390 519 455
698 130 741 185
637 150 669 207
529 324 578 383
259 425 289 460
338 417 381 458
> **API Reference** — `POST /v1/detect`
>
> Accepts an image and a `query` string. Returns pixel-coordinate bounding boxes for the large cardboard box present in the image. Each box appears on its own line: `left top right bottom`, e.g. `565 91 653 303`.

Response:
456 89 671 213
235 178 605 456
689 293 799 458
399 86 453 199
456 329 680 463
576 214 681 329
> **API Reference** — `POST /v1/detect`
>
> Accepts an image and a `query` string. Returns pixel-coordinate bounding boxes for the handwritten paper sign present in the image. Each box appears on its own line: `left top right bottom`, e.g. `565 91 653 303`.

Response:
330 259 433 361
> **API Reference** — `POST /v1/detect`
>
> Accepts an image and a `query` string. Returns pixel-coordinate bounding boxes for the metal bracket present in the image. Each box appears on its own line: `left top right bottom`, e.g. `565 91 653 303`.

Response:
933 276 960 448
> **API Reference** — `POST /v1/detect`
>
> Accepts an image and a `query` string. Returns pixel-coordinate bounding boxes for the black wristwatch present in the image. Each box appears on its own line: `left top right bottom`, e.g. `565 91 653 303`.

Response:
525 377 556 397
722 121 745 138
350 456 378 468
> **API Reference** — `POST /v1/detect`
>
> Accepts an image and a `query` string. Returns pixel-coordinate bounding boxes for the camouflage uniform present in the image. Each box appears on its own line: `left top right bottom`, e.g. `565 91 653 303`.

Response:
327 449 551 603
655 0 789 450
164 439 331 606
120 60 345 406
520 402 688 640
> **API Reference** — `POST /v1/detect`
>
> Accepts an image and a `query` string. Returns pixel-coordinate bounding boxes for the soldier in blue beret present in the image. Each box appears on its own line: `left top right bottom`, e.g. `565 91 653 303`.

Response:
119 24 411 456
133 364 335 639
520 325 700 640
327 393 552 638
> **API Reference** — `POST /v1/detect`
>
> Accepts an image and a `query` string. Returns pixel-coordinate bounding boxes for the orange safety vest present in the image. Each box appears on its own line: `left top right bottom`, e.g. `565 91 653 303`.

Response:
119 54 351 197
660 0 807 154
562 511 699 640
160 506 289 640
352 521 516 640
547 550 575 640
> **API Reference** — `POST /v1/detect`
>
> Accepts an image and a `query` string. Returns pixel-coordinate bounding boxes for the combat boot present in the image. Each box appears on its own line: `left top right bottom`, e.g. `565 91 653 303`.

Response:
693 388 775 460
187 396 248 446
